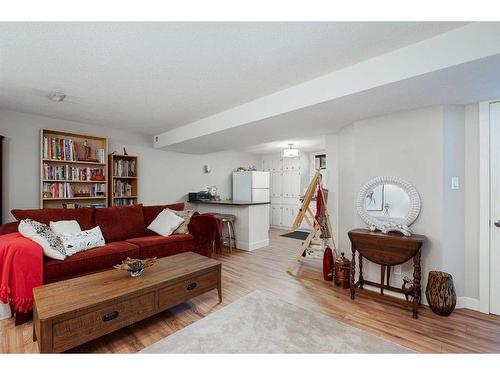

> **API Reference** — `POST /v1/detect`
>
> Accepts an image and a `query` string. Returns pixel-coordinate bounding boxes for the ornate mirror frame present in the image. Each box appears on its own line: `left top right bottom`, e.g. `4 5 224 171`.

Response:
356 176 421 236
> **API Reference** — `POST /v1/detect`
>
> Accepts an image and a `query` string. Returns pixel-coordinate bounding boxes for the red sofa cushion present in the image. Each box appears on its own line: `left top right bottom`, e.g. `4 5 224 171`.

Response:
126 234 194 259
0 221 19 235
11 207 95 230
142 203 185 232
94 204 146 242
43 241 140 283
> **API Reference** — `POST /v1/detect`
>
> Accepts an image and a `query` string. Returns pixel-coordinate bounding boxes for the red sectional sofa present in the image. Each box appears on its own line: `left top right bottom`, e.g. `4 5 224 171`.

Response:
0 203 213 284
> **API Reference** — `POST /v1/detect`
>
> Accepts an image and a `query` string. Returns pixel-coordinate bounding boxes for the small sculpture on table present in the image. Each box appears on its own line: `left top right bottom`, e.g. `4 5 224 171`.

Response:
114 257 157 277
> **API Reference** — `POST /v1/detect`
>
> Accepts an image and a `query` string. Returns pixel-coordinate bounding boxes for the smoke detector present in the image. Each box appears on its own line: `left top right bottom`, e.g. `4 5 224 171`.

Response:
49 91 67 102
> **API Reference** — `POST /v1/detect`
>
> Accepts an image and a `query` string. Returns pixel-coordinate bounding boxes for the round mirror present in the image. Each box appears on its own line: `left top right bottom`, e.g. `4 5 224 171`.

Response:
356 176 421 236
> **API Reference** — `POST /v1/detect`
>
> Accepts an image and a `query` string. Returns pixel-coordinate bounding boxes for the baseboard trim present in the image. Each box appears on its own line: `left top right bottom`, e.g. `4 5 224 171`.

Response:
236 239 269 251
456 297 480 311
357 286 481 312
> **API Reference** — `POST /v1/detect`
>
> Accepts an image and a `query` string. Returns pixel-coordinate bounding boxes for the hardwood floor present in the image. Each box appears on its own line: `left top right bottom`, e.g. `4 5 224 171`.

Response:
1 229 500 353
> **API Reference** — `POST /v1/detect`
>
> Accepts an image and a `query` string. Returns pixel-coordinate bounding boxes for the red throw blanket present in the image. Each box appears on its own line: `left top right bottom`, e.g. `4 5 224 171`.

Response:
188 213 222 254
0 232 43 313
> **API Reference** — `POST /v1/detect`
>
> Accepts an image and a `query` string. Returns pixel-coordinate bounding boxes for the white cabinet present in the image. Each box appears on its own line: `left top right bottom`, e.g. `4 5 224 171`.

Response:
271 171 282 200
271 204 282 226
264 153 307 229
270 203 301 228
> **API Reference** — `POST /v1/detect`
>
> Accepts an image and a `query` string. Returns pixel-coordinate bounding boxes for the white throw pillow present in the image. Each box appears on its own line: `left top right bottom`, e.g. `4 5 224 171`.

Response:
18 219 67 260
147 209 185 237
49 220 82 236
59 226 105 256
167 209 195 234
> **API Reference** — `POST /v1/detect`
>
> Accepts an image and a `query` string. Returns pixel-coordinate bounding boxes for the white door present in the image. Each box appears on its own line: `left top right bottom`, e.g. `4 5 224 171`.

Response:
490 101 500 315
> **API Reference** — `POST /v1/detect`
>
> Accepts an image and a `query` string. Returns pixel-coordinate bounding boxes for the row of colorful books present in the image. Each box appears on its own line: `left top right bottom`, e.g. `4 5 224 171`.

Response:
113 198 137 206
113 159 136 177
42 182 106 199
113 180 133 197
42 163 105 181
42 136 78 161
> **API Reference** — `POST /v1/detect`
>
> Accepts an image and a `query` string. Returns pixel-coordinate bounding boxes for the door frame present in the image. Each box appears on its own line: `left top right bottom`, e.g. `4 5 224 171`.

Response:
479 99 500 313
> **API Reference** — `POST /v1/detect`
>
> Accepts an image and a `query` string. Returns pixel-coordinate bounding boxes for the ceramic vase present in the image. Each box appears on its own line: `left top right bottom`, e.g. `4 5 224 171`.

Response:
425 271 456 316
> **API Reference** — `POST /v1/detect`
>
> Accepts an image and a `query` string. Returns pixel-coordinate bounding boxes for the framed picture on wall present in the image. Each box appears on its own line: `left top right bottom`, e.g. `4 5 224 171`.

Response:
365 184 384 211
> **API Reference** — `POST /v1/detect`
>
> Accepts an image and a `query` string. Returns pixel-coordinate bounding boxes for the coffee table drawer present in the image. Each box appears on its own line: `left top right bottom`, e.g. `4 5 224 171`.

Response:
158 269 219 310
52 291 155 352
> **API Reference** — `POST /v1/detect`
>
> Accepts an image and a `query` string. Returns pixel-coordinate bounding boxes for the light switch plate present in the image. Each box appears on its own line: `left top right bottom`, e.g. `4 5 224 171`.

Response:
451 176 460 190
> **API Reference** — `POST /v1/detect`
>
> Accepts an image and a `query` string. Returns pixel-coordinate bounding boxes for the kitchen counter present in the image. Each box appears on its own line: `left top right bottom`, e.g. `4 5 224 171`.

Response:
188 200 270 251
188 200 270 206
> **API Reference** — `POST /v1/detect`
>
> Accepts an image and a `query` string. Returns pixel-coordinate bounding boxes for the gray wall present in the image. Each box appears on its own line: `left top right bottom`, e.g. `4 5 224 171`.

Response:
326 105 479 304
0 109 261 223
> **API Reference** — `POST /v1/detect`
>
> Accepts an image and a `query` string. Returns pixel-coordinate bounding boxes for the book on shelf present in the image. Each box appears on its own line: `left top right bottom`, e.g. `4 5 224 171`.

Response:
113 158 136 177
113 180 133 197
42 163 105 181
113 198 136 206
96 148 106 163
43 136 78 161
42 182 105 199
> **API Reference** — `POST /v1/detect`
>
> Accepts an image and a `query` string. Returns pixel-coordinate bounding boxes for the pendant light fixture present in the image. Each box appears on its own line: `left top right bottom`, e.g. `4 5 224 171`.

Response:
283 143 299 158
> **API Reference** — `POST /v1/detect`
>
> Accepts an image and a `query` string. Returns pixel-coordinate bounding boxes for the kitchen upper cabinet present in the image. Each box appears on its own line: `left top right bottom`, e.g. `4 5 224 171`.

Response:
271 171 282 200
289 170 301 198
272 157 283 171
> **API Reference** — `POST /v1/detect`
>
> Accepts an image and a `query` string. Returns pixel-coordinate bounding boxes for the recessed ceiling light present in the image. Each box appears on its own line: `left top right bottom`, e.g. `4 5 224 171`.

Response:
49 91 67 102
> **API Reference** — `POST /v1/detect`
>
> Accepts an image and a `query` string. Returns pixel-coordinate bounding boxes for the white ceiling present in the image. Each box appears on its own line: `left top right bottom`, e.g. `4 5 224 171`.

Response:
243 136 326 154
0 22 466 135
163 53 500 154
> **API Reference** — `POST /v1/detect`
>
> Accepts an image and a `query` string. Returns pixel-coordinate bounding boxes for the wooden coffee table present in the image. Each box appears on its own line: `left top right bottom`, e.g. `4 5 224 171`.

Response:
33 252 221 353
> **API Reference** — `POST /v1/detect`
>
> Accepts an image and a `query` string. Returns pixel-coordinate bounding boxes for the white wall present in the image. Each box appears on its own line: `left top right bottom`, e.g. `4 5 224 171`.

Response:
0 109 260 223
464 103 480 300
326 105 478 305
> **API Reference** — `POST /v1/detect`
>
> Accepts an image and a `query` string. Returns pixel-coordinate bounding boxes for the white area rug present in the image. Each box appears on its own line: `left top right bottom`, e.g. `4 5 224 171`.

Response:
141 290 413 353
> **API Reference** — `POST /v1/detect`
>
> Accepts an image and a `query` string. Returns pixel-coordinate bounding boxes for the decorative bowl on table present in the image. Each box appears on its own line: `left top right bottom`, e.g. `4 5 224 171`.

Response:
114 257 157 277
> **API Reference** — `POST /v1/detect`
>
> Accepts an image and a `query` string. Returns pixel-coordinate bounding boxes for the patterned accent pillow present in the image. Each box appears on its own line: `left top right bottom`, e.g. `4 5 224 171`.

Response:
59 226 105 256
18 219 67 260
168 209 195 234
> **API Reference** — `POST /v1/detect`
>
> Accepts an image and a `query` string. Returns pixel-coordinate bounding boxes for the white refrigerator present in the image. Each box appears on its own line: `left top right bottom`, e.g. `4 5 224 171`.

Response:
232 171 270 202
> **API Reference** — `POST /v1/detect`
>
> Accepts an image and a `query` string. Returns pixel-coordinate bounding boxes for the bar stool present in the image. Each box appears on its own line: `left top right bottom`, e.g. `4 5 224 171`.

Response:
208 213 236 253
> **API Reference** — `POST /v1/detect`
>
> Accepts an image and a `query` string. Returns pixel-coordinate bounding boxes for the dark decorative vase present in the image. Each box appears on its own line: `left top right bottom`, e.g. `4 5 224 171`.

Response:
323 247 334 281
425 271 456 316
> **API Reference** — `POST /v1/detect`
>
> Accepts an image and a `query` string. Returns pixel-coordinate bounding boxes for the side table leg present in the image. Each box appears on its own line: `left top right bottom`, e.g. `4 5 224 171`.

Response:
413 250 422 319
218 266 223 303
358 253 364 289
350 244 356 300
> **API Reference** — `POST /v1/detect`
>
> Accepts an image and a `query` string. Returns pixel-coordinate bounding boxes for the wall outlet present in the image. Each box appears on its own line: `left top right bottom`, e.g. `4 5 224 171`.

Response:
451 176 460 190
393 265 402 275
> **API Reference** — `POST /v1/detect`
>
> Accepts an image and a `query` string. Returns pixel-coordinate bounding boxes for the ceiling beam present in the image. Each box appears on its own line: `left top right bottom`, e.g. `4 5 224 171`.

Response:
154 23 500 150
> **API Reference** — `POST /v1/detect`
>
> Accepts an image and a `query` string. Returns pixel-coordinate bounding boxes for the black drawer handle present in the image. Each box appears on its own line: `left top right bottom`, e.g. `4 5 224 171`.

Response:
102 311 119 322
187 282 197 291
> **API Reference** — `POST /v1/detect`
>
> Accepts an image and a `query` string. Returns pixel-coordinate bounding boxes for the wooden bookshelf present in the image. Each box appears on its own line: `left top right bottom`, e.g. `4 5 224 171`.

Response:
40 129 108 208
108 154 138 207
